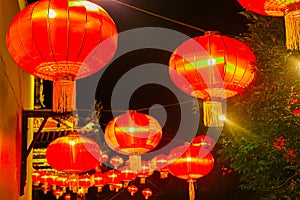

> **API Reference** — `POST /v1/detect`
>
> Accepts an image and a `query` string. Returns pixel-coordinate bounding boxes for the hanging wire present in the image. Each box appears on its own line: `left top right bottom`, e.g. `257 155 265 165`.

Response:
109 0 206 33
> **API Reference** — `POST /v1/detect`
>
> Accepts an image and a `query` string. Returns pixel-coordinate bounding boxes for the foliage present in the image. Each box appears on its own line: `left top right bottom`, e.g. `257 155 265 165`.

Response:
217 12 300 199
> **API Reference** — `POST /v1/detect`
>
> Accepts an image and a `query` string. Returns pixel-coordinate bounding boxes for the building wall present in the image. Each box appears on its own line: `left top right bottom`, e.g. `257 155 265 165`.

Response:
0 0 34 199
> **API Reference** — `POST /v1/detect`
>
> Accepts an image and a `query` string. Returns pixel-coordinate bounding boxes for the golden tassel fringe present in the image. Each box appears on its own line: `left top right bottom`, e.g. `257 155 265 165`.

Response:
52 79 76 113
285 10 300 50
203 101 223 127
189 180 195 200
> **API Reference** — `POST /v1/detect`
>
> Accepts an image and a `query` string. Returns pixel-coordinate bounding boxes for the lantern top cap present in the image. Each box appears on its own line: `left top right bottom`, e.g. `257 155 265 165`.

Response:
204 31 221 36
285 3 300 14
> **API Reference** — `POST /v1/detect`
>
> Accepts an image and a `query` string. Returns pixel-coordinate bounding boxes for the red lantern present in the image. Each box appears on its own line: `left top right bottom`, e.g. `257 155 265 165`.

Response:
55 175 69 193
119 165 138 187
93 172 107 192
32 170 42 186
237 0 300 50
142 188 153 200
167 144 214 200
6 0 118 112
169 31 256 127
104 170 122 191
53 189 64 199
46 132 101 174
191 135 216 152
110 155 124 169
127 185 138 196
137 161 154 184
152 154 169 179
78 174 92 195
104 110 162 171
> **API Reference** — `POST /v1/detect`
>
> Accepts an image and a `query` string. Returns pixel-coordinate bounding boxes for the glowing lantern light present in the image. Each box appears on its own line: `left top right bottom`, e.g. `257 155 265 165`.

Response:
32 170 42 186
119 165 138 187
93 172 107 192
55 175 69 193
191 135 216 152
169 31 256 127
152 154 169 179
53 189 64 199
104 110 162 171
142 188 153 200
167 144 215 200
110 155 124 169
127 185 138 196
78 174 92 195
237 0 300 50
137 161 154 184
104 170 122 192
6 0 118 112
46 132 101 174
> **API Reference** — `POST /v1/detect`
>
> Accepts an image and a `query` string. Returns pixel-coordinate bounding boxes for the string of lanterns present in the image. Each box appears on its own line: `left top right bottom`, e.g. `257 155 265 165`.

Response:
33 132 215 199
6 0 260 199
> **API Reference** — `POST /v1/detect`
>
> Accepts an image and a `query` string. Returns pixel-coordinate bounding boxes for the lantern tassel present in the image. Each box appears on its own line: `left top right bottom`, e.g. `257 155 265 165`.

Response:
52 79 76 113
203 101 223 127
285 9 300 50
188 180 195 200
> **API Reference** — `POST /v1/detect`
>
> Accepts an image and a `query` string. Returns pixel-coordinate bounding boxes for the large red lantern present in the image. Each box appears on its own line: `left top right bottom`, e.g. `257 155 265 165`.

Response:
169 31 256 127
46 132 101 174
237 0 300 50
104 110 162 171
167 144 214 200
6 0 118 112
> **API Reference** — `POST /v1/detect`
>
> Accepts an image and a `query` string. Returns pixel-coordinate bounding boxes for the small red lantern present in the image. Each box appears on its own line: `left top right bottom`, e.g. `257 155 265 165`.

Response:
167 144 214 200
152 154 169 179
119 165 138 187
142 188 153 200
127 185 138 196
237 0 300 50
110 155 124 169
104 110 162 171
6 0 118 112
32 170 42 186
55 175 69 193
191 135 216 152
169 31 256 127
46 132 101 174
93 172 107 192
104 170 122 191
53 189 64 199
137 161 154 184
78 174 92 195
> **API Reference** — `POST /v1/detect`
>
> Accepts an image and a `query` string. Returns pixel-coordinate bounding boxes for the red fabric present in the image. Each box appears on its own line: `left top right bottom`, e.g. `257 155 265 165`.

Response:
104 111 162 155
6 0 118 81
46 133 101 173
169 32 256 100
237 0 300 16
167 145 214 180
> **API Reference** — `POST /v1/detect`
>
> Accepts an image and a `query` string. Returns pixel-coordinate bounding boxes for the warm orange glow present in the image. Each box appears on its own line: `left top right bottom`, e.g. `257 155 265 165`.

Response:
237 0 300 17
167 145 214 181
169 31 256 100
46 132 101 173
6 0 118 112
104 110 162 155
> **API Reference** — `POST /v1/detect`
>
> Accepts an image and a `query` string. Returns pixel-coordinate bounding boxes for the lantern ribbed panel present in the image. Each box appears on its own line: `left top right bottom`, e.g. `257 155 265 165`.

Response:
6 0 118 112
237 0 300 16
169 32 256 100
167 145 214 180
237 0 300 50
46 133 101 173
6 0 118 80
104 111 162 155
